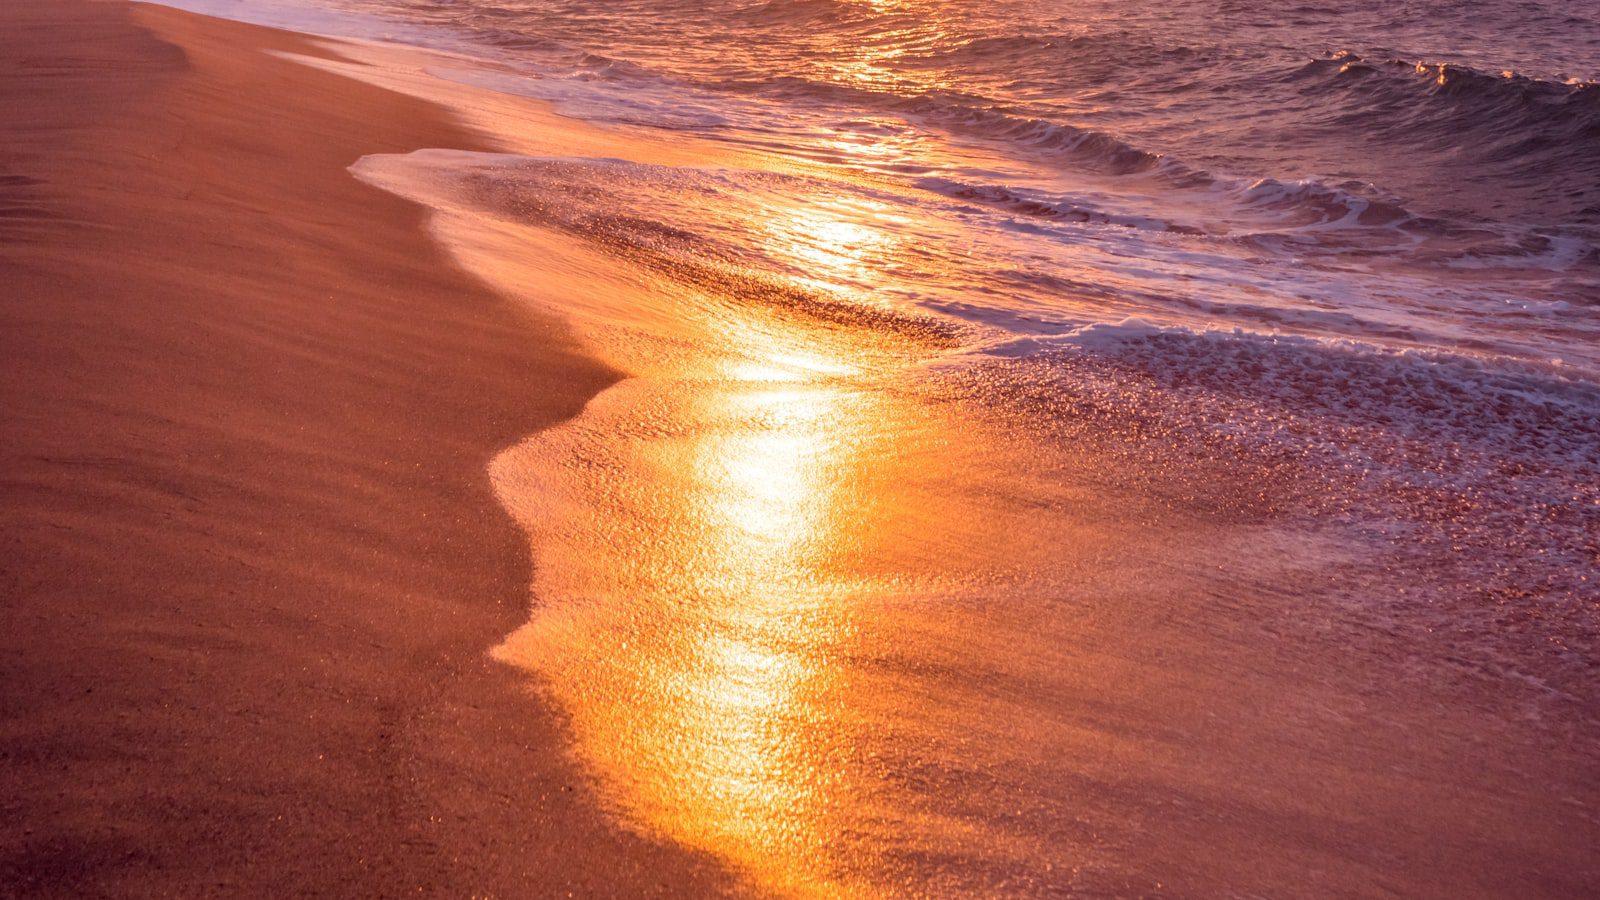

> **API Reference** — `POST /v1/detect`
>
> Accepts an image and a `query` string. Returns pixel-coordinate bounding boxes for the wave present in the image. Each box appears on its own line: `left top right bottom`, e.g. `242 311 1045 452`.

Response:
1296 52 1600 221
694 59 1593 251
1310 52 1600 103
903 31 1600 224
360 151 966 344
915 176 1193 233
385 0 1600 234
920 38 1599 223
921 28 1230 81
1218 176 1410 229
917 169 1599 282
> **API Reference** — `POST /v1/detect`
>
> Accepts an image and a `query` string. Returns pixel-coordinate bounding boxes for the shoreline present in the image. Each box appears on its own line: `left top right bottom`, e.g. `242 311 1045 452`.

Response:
0 1 730 894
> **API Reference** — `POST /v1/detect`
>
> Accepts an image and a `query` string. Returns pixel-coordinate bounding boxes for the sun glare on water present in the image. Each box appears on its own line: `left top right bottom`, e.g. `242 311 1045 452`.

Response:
492 307 920 894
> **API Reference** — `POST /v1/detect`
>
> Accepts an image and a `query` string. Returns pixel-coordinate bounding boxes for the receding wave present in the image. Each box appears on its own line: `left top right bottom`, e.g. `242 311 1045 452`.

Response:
916 176 1192 233
362 151 965 345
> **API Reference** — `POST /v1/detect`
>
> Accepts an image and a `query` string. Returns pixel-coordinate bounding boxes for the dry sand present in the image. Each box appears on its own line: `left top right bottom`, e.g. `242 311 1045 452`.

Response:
0 1 731 894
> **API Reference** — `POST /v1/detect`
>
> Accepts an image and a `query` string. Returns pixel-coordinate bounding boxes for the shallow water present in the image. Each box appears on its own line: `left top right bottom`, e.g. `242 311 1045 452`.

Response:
167 0 1600 893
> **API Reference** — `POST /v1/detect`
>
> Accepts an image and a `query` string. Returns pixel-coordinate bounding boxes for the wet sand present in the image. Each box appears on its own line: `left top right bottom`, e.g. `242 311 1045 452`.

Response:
0 1 730 894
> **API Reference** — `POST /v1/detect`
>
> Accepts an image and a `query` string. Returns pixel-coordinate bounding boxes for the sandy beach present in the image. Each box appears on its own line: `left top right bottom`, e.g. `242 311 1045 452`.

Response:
0 1 731 893
3 0 1597 896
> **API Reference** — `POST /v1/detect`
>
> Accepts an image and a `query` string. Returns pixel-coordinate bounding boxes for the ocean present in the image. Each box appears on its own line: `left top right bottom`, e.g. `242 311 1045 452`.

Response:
182 0 1600 399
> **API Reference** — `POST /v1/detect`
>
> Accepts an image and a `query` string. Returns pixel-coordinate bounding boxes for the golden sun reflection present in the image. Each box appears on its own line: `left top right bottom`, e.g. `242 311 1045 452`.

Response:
805 0 958 96
492 312 896 895
661 350 859 884
758 197 902 301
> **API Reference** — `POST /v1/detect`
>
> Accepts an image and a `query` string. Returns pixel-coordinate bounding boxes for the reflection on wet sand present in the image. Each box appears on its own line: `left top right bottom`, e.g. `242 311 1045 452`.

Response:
493 314 906 893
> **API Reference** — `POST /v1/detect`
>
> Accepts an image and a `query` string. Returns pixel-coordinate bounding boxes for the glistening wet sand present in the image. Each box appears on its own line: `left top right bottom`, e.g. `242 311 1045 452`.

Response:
0 1 729 894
